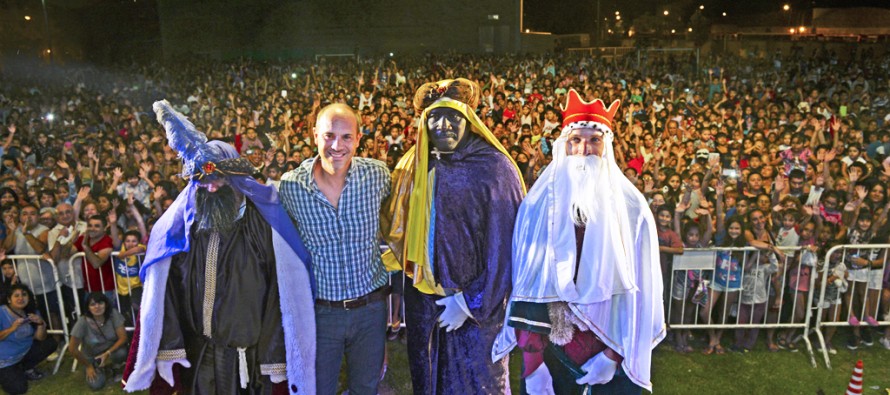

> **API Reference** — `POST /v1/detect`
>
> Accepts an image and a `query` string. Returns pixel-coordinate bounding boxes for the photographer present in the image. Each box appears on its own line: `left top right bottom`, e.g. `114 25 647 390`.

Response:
67 292 127 390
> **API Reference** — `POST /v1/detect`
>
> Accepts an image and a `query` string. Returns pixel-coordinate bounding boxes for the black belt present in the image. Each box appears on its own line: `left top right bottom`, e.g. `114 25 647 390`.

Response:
315 285 391 310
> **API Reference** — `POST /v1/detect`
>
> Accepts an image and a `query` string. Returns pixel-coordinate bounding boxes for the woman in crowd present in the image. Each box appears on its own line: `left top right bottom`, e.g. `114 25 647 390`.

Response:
0 284 55 394
67 292 128 390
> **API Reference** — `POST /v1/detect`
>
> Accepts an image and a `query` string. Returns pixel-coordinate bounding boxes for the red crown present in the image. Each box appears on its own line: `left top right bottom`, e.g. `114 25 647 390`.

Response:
560 89 620 131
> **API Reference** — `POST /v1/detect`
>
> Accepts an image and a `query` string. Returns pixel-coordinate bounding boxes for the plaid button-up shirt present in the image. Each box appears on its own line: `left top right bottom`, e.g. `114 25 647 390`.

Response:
279 157 391 301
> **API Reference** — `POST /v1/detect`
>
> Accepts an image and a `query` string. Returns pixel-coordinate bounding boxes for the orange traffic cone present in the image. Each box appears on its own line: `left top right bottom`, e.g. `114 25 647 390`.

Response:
845 360 863 395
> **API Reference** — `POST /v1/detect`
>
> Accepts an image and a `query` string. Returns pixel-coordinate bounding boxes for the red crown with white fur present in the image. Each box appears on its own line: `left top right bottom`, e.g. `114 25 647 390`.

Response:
560 89 620 132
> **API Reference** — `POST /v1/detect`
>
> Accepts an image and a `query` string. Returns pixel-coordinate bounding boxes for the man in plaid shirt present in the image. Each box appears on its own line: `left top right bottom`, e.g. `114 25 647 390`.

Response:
279 103 391 395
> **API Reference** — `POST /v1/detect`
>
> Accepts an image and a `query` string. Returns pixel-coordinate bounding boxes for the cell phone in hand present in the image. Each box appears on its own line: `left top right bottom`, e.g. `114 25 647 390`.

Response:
721 168 739 179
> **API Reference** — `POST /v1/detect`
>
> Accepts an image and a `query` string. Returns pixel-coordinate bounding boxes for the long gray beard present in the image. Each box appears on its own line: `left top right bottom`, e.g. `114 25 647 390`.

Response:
194 185 242 234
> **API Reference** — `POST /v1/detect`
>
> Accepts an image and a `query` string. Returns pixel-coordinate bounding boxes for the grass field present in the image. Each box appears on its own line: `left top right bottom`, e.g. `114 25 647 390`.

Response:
26 331 890 394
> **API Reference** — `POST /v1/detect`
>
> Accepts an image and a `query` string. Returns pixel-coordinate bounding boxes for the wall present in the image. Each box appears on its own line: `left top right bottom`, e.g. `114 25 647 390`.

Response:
157 0 521 59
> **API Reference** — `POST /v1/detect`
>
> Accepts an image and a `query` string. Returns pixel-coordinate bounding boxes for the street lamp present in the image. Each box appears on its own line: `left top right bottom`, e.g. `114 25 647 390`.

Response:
699 5 704 10
798 26 806 33
663 10 669 16
789 28 796 34
783 4 790 11
24 15 31 21
722 12 727 16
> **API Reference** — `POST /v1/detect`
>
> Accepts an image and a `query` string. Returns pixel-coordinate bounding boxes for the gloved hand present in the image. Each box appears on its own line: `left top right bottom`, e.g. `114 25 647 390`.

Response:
575 351 617 386
269 373 286 384
435 292 473 332
157 358 191 387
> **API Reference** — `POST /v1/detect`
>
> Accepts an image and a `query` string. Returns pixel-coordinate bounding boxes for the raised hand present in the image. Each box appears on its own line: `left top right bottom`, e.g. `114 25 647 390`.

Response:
643 178 655 193
77 186 91 201
855 185 867 200
802 205 814 216
153 186 166 200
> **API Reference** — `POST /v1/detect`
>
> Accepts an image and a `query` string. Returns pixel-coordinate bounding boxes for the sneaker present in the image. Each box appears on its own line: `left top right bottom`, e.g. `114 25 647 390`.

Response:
828 345 838 355
848 315 860 327
879 337 890 350
24 369 45 381
864 315 880 327
386 327 399 341
861 330 874 347
846 336 860 350
46 350 60 361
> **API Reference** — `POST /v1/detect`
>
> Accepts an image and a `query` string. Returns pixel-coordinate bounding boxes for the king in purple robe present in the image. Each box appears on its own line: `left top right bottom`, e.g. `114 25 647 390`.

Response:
381 78 525 394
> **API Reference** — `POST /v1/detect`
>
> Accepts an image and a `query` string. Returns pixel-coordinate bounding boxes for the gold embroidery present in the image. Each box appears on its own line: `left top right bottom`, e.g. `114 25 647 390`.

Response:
157 349 186 361
260 363 287 376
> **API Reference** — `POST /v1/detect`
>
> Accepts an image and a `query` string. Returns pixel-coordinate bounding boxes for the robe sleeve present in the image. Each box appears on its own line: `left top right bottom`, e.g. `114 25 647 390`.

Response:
258 257 286 376
158 274 186 361
461 169 523 322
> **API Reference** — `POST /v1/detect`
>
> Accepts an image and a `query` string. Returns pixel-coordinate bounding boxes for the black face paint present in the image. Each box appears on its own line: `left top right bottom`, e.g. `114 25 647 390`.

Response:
427 107 467 153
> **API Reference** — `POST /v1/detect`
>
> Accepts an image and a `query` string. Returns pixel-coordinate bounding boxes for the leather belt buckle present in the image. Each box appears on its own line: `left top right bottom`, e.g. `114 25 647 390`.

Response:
341 297 359 310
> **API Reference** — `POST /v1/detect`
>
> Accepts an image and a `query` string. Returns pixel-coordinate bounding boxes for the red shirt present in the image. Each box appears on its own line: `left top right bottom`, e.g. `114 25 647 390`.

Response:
75 234 116 292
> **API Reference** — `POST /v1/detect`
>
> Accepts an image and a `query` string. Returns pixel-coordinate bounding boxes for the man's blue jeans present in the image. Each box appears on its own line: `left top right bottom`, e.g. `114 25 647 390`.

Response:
315 299 386 395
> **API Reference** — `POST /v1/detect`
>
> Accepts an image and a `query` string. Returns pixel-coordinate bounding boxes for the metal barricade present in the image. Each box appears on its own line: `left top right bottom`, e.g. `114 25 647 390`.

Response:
65 251 144 372
667 246 820 367
9 255 70 374
812 243 890 369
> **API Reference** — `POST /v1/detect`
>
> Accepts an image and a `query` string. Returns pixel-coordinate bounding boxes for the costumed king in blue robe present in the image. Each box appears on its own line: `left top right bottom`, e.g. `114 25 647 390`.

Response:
123 101 316 395
381 78 525 394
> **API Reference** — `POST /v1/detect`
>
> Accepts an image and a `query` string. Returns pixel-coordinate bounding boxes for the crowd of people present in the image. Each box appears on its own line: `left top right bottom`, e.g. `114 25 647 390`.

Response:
0 43 889 392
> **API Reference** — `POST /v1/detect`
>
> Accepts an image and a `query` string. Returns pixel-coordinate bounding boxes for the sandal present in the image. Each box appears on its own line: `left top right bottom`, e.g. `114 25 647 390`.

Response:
777 338 788 350
714 344 725 354
768 343 780 352
702 345 717 355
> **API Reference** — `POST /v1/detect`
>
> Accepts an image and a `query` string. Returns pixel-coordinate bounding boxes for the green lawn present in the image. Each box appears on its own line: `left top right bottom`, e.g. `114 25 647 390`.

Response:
27 332 890 394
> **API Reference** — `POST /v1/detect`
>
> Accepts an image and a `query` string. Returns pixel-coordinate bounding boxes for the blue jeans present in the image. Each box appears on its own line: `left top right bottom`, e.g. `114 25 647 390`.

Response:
315 299 386 395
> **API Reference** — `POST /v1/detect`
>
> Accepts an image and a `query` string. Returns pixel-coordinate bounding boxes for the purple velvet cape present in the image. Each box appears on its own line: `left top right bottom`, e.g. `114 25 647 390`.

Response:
404 135 524 394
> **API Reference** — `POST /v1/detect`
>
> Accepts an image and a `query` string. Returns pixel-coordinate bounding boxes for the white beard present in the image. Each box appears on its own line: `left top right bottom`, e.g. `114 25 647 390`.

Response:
555 155 606 226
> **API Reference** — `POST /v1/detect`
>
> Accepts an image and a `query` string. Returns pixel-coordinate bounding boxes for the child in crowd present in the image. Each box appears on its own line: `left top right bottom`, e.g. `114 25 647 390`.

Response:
775 209 801 250
110 230 145 326
843 210 876 349
701 215 746 355
656 204 684 342
814 223 846 354
734 232 779 353
670 198 714 353
778 221 817 350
